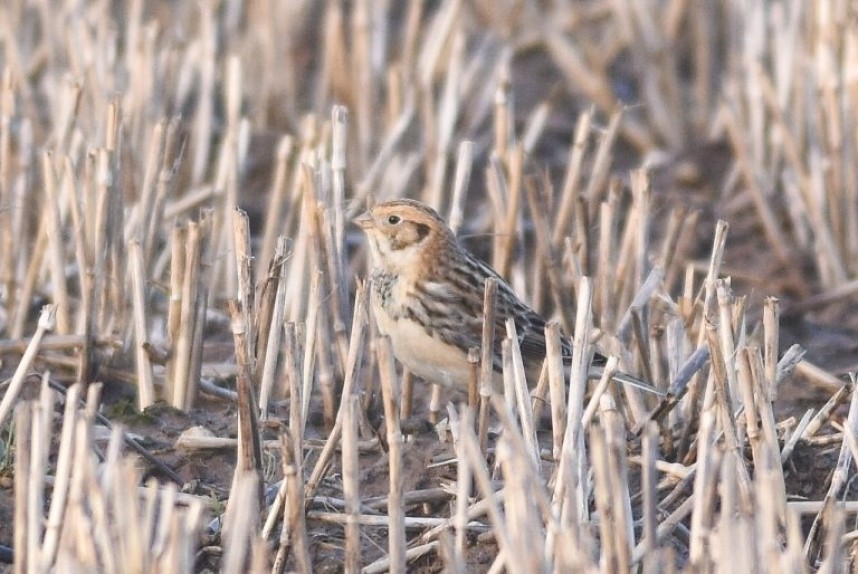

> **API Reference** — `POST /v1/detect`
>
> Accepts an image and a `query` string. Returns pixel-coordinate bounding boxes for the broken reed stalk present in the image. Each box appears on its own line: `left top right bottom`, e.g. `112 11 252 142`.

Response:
221 472 261 574
504 318 539 465
257 237 289 418
268 322 311 572
226 299 264 523
41 153 70 335
805 383 858 562
446 140 475 234
493 409 547 572
0 305 55 430
376 336 406 573
545 321 567 461
478 277 498 452
13 402 31 574
555 276 595 524
40 383 80 567
342 394 361 573
170 219 206 409
12 383 204 571
128 240 154 409
305 280 368 499
428 382 442 425
232 208 254 356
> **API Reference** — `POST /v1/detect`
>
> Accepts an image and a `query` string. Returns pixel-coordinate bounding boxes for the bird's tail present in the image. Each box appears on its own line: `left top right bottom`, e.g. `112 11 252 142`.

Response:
588 366 665 397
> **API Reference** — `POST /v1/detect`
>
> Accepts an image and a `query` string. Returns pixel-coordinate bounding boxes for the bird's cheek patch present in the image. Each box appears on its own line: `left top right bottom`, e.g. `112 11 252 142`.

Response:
414 222 431 241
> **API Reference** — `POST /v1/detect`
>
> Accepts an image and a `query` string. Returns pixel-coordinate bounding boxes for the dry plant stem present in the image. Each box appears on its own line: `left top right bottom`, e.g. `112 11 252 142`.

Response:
488 396 553 522
135 119 167 249
282 323 305 465
802 383 851 441
41 153 71 334
458 415 522 573
497 146 524 280
545 322 567 461
232 209 254 358
354 99 416 203
590 423 623 571
602 395 634 570
222 473 261 574
722 99 792 264
376 336 405 573
438 531 466 574
258 240 288 419
467 347 480 408
300 269 322 427
688 411 717 565
705 310 752 506
504 318 539 464
305 281 368 499
582 356 619 428
307 510 488 530
780 408 815 464
40 383 81 568
617 266 664 343
494 433 546 572
259 136 294 271
429 383 442 424
736 348 764 467
553 108 592 243
255 238 287 388
361 542 441 574
270 468 290 572
763 297 779 398
427 30 464 210
525 174 573 333
129 240 155 408
320 204 351 376
227 300 264 517
478 278 498 453
8 222 47 339
446 140 475 234
45 377 183 485
281 437 311 574
596 198 616 327
342 395 362 573
13 403 31 574
331 106 349 305
641 421 658 557
794 360 844 392
804 384 858 561
0 70 12 310
783 278 858 316
165 224 185 403
453 408 474 561
557 277 594 524
0 305 55 431
399 368 414 421
262 476 287 543
171 222 201 409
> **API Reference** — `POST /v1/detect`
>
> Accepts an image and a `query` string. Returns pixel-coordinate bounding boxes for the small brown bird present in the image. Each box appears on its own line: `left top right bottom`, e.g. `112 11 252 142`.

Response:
354 199 659 395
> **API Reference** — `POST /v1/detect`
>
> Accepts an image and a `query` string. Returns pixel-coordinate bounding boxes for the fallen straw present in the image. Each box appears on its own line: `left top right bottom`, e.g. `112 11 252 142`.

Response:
0 305 56 430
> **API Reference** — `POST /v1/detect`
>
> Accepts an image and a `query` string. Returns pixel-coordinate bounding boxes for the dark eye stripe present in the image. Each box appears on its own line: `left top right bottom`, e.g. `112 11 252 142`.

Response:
414 222 430 240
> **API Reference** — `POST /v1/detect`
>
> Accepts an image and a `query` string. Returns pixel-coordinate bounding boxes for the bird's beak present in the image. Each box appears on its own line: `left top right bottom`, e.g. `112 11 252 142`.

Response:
353 212 374 230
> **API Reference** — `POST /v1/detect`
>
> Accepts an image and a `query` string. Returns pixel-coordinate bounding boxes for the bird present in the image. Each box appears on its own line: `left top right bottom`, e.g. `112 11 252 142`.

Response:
354 198 661 396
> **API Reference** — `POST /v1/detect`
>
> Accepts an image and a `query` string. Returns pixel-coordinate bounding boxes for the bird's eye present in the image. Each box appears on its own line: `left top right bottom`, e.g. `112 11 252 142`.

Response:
387 215 401 225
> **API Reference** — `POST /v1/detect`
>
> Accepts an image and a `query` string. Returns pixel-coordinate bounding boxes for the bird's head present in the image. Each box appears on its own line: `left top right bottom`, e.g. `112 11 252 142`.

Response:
354 199 454 273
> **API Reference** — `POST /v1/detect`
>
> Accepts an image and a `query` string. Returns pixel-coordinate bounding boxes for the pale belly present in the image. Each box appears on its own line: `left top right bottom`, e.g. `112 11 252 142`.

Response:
373 304 473 390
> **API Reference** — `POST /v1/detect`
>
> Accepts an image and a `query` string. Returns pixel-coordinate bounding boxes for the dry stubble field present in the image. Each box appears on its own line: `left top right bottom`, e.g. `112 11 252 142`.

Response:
1 1 858 572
